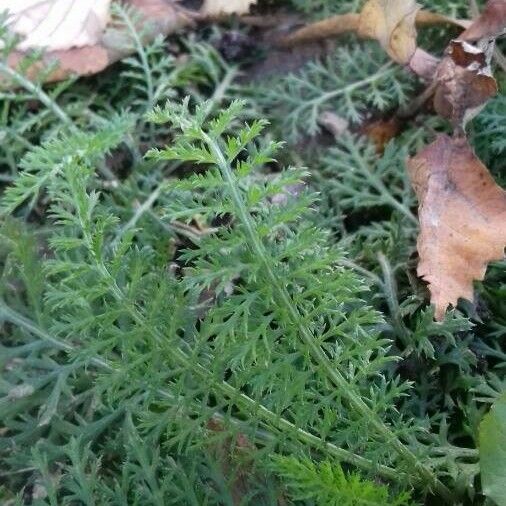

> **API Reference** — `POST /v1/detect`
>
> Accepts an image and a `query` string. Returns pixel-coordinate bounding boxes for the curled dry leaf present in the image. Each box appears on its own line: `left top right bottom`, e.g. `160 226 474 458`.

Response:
200 0 257 17
3 0 192 84
459 0 506 41
357 0 420 64
433 40 497 129
278 8 468 48
407 135 506 320
278 7 469 49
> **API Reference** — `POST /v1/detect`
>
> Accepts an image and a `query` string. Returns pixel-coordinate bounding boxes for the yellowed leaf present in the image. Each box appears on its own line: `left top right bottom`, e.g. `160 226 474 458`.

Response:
407 135 506 320
1 0 112 51
358 0 420 64
200 0 257 16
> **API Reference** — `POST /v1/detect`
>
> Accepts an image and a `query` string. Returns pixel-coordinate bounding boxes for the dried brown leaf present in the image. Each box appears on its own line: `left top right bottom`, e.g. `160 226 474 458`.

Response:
360 117 401 153
433 40 497 129
278 13 359 47
407 135 506 320
358 0 420 64
278 9 468 48
2 0 192 84
1 0 112 51
459 0 506 41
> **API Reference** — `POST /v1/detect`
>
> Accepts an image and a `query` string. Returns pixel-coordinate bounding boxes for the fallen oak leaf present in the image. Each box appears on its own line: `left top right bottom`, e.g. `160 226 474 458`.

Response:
357 0 420 64
3 45 110 85
407 134 506 320
433 39 497 129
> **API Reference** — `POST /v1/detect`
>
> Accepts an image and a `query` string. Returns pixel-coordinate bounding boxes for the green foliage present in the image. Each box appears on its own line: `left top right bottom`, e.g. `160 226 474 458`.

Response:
0 2 505 503
472 92 506 178
271 455 412 506
256 43 414 141
0 98 448 503
479 392 506 506
0 114 133 216
315 134 417 225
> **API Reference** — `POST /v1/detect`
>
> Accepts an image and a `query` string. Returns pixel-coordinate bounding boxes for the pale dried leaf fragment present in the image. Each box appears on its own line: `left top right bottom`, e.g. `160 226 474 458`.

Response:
408 135 506 320
318 111 349 138
1 0 112 51
200 0 257 16
358 0 420 64
408 47 439 80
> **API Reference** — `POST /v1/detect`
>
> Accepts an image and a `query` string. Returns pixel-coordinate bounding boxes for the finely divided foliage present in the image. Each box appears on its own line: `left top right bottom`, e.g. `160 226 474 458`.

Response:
1 97 462 503
0 1 504 504
257 43 413 141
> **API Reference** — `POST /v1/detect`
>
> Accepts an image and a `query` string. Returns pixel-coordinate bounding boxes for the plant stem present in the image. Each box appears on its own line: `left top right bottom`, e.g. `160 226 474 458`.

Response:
114 5 154 113
338 258 383 286
0 60 72 127
111 184 164 248
0 299 112 371
203 132 452 500
377 253 411 344
291 64 397 130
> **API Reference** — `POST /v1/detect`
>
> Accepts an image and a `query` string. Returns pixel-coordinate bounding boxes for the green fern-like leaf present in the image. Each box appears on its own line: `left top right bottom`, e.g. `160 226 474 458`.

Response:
256 43 413 141
271 455 413 506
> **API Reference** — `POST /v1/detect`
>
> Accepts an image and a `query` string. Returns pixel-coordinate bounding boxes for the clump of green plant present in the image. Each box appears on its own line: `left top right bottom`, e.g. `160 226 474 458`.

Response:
1 0 505 504
0 93 490 503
